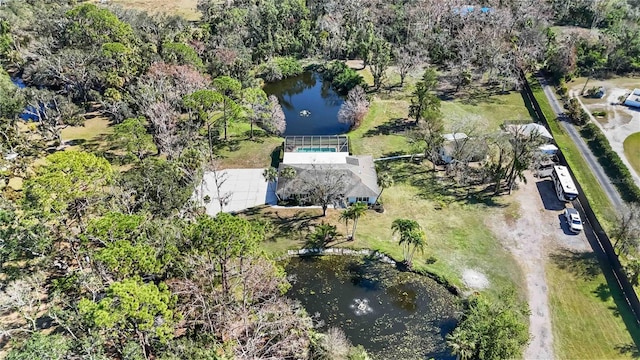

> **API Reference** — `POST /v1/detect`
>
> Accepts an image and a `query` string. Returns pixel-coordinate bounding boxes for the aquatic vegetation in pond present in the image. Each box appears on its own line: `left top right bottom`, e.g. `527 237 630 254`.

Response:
285 256 460 360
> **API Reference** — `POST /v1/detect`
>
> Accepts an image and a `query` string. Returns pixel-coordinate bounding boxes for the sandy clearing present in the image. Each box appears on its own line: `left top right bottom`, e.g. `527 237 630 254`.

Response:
461 269 489 291
488 172 591 360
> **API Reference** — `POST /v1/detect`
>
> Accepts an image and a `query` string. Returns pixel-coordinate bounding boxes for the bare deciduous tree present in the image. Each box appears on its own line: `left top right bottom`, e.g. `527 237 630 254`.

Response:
264 95 286 135
395 46 420 87
338 86 369 129
0 272 46 332
612 203 640 257
209 160 232 212
315 327 352 360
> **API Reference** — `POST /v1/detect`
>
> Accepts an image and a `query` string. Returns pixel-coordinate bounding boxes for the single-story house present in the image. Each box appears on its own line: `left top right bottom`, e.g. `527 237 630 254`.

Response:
276 136 379 205
624 89 640 108
506 123 553 141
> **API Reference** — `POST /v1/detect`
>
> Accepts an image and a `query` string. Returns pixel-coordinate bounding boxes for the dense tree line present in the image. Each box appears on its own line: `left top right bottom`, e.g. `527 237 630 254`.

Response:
0 0 620 358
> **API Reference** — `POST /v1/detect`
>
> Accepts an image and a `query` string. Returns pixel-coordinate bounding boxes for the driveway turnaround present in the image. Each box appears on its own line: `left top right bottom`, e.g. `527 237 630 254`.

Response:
195 168 278 216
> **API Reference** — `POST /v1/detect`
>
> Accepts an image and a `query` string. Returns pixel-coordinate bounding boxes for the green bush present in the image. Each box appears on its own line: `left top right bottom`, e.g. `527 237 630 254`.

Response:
580 123 640 203
320 61 365 94
275 57 303 77
259 57 303 82
592 110 606 117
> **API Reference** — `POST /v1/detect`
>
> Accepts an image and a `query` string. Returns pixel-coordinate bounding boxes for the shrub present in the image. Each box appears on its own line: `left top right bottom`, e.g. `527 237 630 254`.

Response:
580 123 640 203
275 57 303 78
320 61 365 94
592 110 606 117
259 57 303 82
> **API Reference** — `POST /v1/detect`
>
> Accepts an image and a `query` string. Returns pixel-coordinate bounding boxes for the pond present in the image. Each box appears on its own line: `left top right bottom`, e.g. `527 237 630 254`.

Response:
263 71 349 136
285 256 459 359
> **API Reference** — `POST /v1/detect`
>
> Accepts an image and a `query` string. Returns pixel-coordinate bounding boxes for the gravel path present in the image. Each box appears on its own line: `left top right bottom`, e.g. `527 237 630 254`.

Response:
488 172 591 360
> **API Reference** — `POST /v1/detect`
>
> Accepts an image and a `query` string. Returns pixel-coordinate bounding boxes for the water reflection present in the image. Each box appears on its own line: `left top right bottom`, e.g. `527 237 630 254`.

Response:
263 72 348 136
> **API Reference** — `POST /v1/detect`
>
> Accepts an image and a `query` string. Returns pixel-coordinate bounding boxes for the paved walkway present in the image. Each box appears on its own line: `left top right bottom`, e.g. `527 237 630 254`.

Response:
194 169 278 216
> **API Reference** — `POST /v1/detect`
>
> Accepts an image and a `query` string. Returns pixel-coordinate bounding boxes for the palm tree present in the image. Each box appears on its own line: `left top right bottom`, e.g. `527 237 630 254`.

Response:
305 222 338 249
277 166 297 201
348 202 368 241
375 172 394 204
262 167 279 200
404 228 426 267
339 208 353 238
391 218 426 267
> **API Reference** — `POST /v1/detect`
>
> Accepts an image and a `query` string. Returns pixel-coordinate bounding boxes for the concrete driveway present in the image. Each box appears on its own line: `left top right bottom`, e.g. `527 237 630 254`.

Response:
194 168 278 216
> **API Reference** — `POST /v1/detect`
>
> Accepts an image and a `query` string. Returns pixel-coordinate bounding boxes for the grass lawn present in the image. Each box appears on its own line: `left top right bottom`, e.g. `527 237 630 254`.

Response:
547 250 640 359
98 0 201 20
623 132 640 178
248 160 526 301
348 100 412 157
529 78 617 229
216 122 284 169
62 117 113 151
441 90 535 132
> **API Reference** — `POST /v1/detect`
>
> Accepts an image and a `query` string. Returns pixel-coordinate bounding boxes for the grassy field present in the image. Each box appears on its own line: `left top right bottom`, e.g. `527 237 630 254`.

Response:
547 251 640 359
216 122 284 169
62 116 113 151
441 90 535 132
624 132 640 178
529 78 617 229
97 0 200 20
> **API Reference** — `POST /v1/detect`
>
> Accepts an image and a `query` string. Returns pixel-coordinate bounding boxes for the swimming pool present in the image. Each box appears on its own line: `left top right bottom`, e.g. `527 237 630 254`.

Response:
296 147 337 153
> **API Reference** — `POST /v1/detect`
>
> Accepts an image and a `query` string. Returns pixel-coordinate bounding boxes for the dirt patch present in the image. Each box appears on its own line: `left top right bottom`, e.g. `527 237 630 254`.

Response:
488 172 592 360
462 269 489 291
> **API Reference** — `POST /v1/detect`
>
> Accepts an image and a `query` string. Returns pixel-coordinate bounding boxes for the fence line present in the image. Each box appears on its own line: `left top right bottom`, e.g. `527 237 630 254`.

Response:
521 70 640 326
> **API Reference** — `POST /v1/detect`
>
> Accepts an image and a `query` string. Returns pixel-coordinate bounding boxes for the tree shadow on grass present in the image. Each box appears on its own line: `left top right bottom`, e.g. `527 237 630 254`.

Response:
616 343 640 358
520 89 540 122
593 283 612 302
376 159 508 208
551 246 640 354
549 249 601 280
363 118 415 137
253 209 323 243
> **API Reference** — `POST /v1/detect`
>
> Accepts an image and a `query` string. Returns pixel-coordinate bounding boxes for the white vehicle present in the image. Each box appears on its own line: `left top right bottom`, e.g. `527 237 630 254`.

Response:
564 208 584 233
551 165 578 202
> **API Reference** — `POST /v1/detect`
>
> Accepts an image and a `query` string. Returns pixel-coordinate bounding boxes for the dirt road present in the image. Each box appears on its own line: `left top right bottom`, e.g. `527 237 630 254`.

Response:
489 172 591 359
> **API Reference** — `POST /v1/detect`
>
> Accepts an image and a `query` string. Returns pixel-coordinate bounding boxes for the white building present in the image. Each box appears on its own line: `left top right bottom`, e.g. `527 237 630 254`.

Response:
624 89 640 108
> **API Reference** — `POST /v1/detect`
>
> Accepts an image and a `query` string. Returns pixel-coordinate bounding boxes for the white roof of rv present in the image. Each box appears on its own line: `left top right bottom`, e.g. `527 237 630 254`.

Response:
553 165 578 194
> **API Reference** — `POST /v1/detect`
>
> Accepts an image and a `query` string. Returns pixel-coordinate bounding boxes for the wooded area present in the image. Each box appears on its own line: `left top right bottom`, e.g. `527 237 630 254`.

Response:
1 0 640 358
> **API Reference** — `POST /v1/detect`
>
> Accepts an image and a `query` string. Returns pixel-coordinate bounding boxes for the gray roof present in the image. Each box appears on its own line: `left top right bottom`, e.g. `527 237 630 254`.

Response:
277 155 379 198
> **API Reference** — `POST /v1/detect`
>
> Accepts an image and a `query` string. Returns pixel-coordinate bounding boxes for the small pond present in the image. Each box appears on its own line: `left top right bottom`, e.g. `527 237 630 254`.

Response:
285 256 459 359
263 71 349 136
